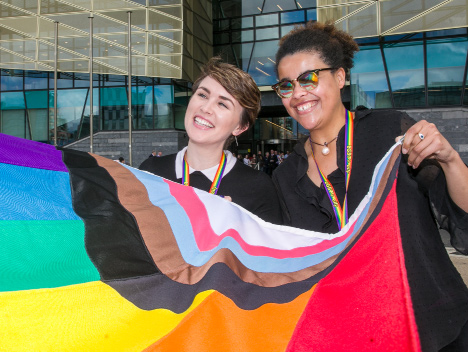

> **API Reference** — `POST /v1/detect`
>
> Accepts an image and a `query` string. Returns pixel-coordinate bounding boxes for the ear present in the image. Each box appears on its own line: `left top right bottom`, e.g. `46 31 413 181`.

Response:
335 68 346 89
232 124 249 137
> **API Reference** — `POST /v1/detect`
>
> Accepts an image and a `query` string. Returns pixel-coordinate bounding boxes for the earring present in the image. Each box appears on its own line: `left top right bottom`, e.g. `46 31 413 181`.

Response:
234 135 238 146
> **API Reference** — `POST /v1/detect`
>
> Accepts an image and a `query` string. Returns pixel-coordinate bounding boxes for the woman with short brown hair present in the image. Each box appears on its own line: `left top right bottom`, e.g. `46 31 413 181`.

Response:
140 57 281 223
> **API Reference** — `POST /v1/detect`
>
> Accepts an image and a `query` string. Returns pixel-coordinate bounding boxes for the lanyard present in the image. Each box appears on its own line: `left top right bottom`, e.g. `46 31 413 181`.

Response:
309 109 354 230
182 152 227 195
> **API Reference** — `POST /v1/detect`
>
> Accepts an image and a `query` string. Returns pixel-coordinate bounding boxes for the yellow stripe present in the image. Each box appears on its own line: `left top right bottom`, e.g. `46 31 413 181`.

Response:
0 281 214 351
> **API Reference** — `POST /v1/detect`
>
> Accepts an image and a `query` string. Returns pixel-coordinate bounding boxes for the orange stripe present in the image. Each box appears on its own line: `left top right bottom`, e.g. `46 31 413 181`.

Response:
144 285 316 352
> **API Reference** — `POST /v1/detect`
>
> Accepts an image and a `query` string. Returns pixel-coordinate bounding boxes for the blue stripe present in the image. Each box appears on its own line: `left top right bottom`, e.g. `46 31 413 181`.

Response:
0 163 80 221
123 157 395 273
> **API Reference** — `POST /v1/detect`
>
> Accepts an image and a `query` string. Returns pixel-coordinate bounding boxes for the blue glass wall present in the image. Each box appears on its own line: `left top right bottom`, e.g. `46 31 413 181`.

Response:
0 70 190 144
213 1 317 87
352 31 468 109
213 2 468 110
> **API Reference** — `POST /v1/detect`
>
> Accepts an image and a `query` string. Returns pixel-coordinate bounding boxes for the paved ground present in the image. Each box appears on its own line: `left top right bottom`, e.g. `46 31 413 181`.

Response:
441 230 468 286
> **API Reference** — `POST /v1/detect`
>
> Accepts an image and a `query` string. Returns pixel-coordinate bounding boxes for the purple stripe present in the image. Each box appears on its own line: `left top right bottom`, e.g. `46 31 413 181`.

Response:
0 133 68 172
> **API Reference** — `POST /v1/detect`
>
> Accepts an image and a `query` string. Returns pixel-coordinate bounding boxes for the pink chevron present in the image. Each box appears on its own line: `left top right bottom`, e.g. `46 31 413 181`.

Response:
164 180 358 259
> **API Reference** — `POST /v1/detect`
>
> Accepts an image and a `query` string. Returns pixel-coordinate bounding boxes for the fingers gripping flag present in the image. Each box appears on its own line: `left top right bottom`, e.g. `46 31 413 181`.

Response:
0 133 421 351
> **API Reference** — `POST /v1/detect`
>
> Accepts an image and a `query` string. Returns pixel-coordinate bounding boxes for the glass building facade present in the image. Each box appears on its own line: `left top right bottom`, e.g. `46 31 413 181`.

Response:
212 0 468 149
0 69 191 144
0 0 209 146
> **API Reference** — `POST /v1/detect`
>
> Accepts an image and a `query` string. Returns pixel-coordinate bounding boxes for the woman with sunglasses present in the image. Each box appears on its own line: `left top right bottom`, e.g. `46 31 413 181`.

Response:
140 57 282 224
272 21 468 350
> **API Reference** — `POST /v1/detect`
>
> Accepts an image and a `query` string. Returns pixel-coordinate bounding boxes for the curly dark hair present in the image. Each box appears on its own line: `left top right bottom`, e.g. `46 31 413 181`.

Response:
275 21 359 79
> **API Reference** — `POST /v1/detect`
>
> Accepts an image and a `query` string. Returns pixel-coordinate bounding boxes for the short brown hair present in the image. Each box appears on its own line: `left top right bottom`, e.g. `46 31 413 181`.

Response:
192 57 261 130
275 21 359 79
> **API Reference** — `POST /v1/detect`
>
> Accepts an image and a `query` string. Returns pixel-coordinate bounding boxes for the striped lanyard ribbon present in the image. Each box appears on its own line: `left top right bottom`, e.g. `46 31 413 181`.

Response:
309 109 354 230
182 152 227 195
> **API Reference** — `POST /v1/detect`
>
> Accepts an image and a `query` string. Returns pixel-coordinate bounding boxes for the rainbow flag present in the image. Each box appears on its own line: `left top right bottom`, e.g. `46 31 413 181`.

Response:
0 132 421 351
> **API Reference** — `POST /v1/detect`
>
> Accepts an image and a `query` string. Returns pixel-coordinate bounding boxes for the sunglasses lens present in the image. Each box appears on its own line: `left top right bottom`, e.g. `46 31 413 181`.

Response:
298 71 318 91
277 81 293 98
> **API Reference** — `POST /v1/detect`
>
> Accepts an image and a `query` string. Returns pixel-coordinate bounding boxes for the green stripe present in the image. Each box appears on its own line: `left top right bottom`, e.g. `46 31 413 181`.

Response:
0 220 100 291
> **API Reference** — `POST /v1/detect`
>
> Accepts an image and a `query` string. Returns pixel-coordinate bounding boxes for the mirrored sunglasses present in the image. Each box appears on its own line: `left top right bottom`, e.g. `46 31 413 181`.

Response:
271 68 335 99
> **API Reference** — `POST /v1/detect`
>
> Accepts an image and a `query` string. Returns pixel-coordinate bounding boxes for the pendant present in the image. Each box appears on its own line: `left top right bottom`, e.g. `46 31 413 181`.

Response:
322 142 330 156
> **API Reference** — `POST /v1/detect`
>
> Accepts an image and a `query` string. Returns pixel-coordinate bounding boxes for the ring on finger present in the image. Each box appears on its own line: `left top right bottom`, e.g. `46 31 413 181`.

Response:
418 133 424 140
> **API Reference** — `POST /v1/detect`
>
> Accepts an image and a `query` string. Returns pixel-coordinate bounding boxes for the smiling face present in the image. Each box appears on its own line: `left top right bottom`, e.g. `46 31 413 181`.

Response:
185 76 247 149
277 51 346 133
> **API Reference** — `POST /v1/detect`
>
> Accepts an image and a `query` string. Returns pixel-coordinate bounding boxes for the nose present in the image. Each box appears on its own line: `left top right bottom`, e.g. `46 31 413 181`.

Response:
200 99 214 114
290 80 308 99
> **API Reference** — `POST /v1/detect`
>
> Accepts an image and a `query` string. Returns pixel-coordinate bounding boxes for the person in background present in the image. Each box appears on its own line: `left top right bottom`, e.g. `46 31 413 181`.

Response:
271 21 468 350
250 155 258 169
263 151 270 174
140 57 282 224
243 154 250 166
267 149 278 175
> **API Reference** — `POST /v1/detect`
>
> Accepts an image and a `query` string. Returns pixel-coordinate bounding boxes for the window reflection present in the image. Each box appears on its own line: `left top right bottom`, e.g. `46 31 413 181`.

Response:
25 91 48 141
1 71 23 91
255 13 279 27
247 40 278 86
1 92 26 138
280 10 305 24
427 38 468 106
383 42 425 108
351 46 391 109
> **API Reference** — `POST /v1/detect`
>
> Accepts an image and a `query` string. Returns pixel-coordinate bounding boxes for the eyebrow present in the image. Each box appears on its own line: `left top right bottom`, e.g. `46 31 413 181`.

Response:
198 86 235 106
280 69 315 82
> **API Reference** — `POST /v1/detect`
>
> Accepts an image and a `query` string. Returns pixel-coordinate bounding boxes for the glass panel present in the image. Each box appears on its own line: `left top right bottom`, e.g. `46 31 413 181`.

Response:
383 41 425 107
465 70 468 105
100 87 128 130
25 71 48 90
25 89 49 141
174 105 185 130
232 16 254 30
306 8 317 21
255 13 279 27
154 85 174 129
49 72 74 89
281 25 296 36
232 30 254 43
1 110 25 138
214 32 230 45
1 70 23 91
217 19 230 31
247 40 281 86
263 0 298 14
78 88 100 139
134 86 154 130
427 37 468 106
74 73 99 88
215 0 264 17
256 27 279 41
174 85 189 106
26 109 49 142
103 75 127 87
214 43 254 71
25 91 48 109
281 10 305 24
426 28 467 38
1 91 26 110
53 89 87 145
350 45 391 109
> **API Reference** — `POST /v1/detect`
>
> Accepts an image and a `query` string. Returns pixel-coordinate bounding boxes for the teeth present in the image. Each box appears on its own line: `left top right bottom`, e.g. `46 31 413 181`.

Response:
195 117 214 128
297 102 313 111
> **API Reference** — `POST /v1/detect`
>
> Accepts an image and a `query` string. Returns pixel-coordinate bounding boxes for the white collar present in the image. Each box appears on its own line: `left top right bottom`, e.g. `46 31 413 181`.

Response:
175 146 237 181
